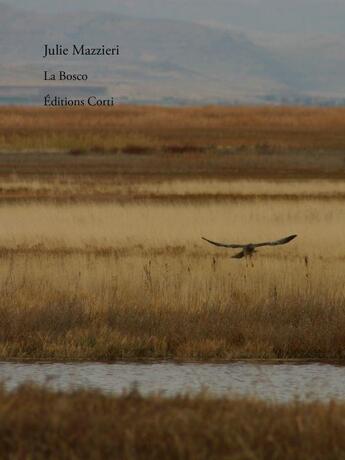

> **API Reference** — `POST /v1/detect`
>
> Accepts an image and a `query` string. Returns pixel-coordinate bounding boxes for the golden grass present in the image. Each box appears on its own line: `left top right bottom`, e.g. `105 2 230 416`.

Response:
2 106 345 152
1 385 345 460
2 177 345 202
0 197 344 360
0 199 341 255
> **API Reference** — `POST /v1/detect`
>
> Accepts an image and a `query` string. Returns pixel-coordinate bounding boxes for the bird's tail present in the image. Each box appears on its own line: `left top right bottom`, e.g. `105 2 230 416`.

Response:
232 250 245 259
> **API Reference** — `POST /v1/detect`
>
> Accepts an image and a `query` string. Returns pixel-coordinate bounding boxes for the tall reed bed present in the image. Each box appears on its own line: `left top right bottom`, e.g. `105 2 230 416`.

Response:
0 198 343 360
0 385 345 460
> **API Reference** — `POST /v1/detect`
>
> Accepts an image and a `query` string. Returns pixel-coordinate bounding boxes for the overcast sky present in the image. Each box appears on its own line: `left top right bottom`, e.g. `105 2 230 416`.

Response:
3 0 345 34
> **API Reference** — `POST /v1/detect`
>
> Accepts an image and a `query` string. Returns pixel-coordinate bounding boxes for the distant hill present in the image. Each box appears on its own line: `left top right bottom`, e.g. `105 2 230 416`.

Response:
4 0 345 35
1 2 345 105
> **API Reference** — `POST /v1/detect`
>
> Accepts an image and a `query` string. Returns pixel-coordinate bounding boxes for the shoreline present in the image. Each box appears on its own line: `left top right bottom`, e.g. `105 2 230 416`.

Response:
2 357 345 365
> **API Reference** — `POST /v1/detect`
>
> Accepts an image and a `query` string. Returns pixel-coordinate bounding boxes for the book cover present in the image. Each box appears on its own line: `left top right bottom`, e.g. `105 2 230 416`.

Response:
0 1 344 459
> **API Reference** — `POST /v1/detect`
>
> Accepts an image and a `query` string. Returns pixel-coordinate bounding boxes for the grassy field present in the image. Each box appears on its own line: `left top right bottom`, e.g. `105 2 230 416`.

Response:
1 385 345 460
0 194 344 360
0 106 344 360
2 106 345 153
2 176 345 202
1 107 345 183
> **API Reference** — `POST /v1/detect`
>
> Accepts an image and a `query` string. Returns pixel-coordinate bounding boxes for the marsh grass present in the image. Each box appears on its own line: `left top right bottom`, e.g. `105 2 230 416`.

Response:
0 150 344 182
0 112 344 360
0 253 344 360
1 385 345 460
2 177 345 203
0 198 344 360
2 106 345 152
0 199 342 257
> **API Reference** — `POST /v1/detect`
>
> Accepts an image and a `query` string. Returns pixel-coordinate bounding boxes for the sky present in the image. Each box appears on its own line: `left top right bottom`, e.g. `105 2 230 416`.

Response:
3 0 345 34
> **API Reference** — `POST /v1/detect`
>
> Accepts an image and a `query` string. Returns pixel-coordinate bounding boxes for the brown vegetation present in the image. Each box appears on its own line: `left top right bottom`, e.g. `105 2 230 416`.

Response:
1 150 345 182
1 385 345 460
0 106 344 361
2 106 345 154
1 176 345 203
2 107 345 180
0 198 344 361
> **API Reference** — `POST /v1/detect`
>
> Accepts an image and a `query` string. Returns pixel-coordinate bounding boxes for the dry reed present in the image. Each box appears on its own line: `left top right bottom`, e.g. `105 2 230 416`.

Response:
0 198 344 360
2 106 345 152
0 385 345 460
2 177 345 203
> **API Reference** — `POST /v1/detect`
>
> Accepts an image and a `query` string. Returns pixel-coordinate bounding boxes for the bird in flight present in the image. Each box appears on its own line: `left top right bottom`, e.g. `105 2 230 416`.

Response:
201 234 297 259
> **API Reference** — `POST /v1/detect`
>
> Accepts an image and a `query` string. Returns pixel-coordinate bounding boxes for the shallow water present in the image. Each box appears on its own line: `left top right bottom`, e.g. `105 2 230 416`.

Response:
1 361 345 402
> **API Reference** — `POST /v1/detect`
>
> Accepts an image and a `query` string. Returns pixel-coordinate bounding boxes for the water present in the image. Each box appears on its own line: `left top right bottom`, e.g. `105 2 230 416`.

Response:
1 361 345 402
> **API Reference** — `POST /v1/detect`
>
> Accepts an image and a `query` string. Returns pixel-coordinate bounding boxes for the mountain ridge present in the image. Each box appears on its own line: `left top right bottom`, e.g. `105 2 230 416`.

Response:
0 3 344 105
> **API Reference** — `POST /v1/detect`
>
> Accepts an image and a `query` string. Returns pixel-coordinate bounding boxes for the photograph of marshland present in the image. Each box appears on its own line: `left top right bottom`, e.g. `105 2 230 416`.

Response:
1 106 345 458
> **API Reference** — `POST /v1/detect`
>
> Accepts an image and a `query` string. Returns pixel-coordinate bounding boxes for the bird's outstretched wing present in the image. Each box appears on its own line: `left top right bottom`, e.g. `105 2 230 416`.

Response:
201 237 244 249
254 234 297 248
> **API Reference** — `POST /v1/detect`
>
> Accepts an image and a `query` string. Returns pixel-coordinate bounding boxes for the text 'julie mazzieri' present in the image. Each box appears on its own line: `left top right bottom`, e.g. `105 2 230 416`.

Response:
43 44 120 58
